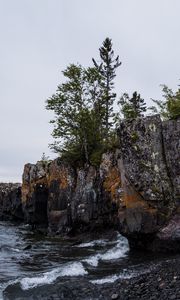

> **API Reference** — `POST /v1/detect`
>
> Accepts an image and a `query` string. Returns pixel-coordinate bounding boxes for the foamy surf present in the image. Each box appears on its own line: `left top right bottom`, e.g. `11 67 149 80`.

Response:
84 254 100 267
90 264 157 285
20 262 88 290
90 270 140 285
90 272 132 284
77 239 108 248
83 234 129 267
76 238 117 248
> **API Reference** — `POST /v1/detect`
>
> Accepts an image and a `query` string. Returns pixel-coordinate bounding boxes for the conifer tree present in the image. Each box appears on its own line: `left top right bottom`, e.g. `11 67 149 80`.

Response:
119 91 147 119
84 67 105 138
92 38 121 135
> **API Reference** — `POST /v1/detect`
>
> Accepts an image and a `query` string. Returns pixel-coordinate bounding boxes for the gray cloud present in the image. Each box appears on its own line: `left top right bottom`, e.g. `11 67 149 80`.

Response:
0 0 179 182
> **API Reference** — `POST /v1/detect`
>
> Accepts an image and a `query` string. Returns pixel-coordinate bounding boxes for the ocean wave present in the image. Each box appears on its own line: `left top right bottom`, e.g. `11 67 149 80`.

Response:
20 262 88 290
76 239 116 248
84 254 99 267
83 234 129 267
90 264 156 285
90 272 132 284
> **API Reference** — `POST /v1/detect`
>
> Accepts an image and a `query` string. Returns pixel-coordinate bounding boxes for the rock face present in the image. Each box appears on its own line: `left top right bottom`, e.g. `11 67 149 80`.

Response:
118 115 180 252
21 153 121 234
0 183 23 221
21 115 179 252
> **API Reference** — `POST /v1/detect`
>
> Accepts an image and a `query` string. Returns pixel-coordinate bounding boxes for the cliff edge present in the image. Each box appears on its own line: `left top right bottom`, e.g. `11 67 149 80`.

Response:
2 115 179 252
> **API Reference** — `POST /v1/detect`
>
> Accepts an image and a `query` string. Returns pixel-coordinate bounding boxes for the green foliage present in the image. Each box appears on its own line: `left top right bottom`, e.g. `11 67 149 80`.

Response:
46 38 121 166
118 91 147 119
89 148 105 166
93 37 121 135
46 64 106 165
131 132 139 142
149 84 180 120
104 131 120 150
39 153 51 168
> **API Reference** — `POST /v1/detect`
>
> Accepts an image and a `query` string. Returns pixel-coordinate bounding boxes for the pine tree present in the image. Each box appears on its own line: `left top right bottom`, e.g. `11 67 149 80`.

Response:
41 152 49 162
119 91 147 119
84 67 105 139
92 38 121 136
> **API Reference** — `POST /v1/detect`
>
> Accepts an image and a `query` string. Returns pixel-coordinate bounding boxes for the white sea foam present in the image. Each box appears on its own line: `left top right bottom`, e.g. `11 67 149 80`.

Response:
91 266 153 285
83 234 129 267
76 239 115 248
84 254 100 267
90 272 132 285
20 262 88 290
11 247 21 253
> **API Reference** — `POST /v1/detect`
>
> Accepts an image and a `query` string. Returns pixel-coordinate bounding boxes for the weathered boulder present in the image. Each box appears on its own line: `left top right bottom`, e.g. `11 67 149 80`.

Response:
118 115 180 252
22 154 121 234
0 183 23 221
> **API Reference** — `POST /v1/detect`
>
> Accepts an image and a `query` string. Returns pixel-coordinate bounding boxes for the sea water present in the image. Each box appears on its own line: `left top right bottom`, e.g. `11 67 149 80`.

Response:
0 221 168 299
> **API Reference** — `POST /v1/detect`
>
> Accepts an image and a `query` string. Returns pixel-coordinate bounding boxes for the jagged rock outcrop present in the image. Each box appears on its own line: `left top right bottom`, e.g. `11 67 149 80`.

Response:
21 153 121 234
118 115 180 252
21 115 179 252
0 183 23 221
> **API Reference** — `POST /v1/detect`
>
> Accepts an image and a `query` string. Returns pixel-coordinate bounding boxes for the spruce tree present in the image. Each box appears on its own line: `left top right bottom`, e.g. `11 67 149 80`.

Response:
119 91 147 119
92 38 121 136
84 67 105 139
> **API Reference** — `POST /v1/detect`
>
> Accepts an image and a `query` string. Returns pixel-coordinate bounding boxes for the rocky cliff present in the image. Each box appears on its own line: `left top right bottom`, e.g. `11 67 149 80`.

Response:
2 115 179 252
21 152 121 234
118 115 180 252
0 183 23 221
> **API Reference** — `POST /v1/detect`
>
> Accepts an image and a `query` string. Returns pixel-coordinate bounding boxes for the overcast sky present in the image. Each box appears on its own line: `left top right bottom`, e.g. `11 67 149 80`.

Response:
0 0 179 182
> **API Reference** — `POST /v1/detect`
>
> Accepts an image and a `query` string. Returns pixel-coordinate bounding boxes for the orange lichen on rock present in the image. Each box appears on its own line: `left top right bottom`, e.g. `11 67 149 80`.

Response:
123 189 147 209
59 169 69 189
122 180 157 217
103 167 122 202
48 164 69 190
